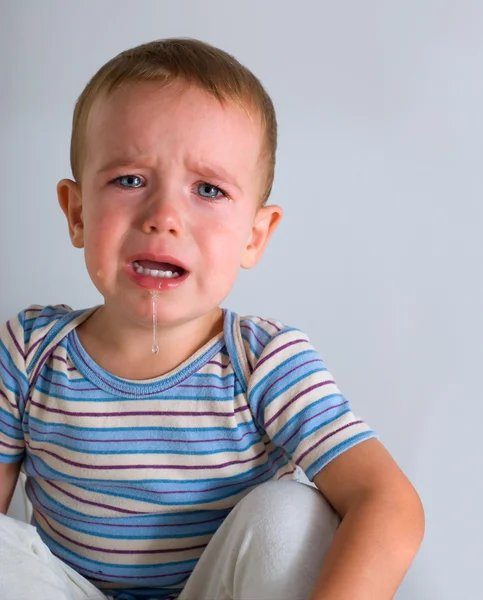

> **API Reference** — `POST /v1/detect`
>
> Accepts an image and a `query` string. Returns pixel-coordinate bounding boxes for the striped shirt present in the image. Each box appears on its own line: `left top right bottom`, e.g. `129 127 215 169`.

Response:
0 304 375 599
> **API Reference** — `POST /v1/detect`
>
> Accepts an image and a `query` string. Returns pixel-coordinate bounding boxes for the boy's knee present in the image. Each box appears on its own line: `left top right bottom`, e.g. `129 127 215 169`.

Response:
236 480 340 544
223 480 340 599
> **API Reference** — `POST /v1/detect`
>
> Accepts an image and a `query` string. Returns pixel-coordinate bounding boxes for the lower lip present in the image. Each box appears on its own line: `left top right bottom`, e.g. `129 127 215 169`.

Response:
126 265 190 291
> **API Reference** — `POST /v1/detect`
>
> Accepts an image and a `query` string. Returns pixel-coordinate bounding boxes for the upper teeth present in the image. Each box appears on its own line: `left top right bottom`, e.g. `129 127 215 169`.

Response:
133 261 180 279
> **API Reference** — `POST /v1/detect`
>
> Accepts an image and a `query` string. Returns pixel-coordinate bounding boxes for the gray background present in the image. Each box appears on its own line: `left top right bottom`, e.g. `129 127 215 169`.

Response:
1 1 482 598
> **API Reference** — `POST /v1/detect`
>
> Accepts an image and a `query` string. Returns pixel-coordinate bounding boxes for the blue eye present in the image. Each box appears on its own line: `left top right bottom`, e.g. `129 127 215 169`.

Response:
196 183 226 199
113 175 144 188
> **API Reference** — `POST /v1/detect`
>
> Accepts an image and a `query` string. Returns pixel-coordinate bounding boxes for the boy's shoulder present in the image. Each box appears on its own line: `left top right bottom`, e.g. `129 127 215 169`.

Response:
0 305 76 398
237 312 313 373
5 303 73 345
1 304 78 369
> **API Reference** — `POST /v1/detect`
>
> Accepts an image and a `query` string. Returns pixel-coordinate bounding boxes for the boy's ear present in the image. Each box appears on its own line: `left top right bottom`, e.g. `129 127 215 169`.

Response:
57 179 84 248
241 205 283 269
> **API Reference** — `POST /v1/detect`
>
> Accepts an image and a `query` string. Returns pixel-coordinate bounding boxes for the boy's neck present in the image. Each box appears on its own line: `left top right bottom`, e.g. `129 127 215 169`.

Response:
76 305 224 380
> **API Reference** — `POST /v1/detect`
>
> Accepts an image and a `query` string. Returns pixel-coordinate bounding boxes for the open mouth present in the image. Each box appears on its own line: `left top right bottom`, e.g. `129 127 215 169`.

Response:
132 260 187 279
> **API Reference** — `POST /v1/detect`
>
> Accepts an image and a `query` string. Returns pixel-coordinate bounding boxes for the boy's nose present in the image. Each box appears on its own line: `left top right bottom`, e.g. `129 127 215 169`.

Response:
140 194 184 236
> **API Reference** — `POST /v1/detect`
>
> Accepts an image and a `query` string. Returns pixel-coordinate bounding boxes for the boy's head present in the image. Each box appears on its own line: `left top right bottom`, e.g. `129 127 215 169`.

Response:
58 38 282 329
72 37 277 205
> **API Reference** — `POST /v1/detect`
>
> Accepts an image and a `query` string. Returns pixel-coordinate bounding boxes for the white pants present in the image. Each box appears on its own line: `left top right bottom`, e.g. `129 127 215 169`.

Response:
0 481 339 600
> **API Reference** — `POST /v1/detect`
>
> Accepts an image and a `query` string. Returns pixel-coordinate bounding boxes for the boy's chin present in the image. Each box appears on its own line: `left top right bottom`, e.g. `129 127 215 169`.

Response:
103 297 223 328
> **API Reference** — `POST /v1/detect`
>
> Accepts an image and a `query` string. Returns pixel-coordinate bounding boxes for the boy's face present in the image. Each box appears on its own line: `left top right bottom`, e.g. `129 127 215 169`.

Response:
58 81 281 328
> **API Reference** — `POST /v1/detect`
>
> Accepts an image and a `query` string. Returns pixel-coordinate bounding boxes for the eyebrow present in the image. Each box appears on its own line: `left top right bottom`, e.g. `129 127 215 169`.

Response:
96 155 149 175
191 162 241 192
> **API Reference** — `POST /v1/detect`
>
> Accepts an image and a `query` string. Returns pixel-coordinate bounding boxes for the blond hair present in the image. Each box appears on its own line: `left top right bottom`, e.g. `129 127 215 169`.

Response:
70 38 277 204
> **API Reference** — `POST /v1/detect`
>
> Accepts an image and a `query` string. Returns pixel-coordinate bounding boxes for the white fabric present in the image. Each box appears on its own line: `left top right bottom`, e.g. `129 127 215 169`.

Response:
179 481 340 600
1 481 339 600
0 512 107 600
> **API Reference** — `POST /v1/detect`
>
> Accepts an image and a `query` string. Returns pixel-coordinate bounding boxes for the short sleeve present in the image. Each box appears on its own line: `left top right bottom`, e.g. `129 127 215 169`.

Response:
247 326 377 481
0 310 30 463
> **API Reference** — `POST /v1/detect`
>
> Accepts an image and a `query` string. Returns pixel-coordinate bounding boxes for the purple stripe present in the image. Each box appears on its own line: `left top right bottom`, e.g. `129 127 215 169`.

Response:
0 439 23 451
7 321 25 359
26 335 45 359
2 399 18 412
30 337 57 394
177 383 233 390
256 358 322 421
0 386 19 411
25 307 43 314
278 467 297 479
38 372 99 392
91 447 288 497
29 397 248 418
29 310 69 327
0 416 23 433
27 440 267 471
0 357 24 400
265 380 334 428
258 317 281 332
28 424 258 446
296 420 364 464
207 360 230 369
115 464 264 495
60 555 193 581
240 324 265 348
284 400 350 446
37 512 207 555
29 483 225 528
256 338 306 370
51 354 68 365
42 477 142 515
51 354 79 372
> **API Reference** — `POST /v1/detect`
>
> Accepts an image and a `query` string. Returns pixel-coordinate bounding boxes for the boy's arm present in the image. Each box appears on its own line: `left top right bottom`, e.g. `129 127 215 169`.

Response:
309 438 425 600
0 461 22 514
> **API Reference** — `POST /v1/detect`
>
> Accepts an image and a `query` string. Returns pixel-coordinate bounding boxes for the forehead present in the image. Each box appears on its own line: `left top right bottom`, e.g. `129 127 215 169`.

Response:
83 81 264 179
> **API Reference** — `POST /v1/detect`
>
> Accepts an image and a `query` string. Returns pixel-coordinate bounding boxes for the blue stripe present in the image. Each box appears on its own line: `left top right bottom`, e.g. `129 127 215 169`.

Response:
241 333 261 358
32 386 241 402
73 479 256 507
27 415 258 435
35 527 198 576
0 425 24 441
37 512 223 541
260 366 327 411
29 312 66 332
277 408 353 455
23 446 287 487
270 394 347 445
28 479 230 525
0 451 24 462
0 340 29 388
0 406 23 427
43 364 235 385
249 347 322 402
223 311 247 392
27 309 84 376
240 319 272 341
305 431 377 480
29 483 227 539
28 433 262 456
